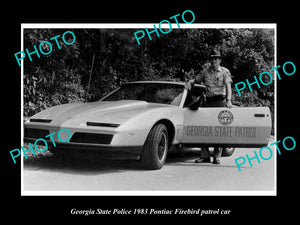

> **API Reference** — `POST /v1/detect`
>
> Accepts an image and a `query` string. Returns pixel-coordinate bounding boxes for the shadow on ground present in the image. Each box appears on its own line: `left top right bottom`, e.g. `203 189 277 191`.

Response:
23 148 202 175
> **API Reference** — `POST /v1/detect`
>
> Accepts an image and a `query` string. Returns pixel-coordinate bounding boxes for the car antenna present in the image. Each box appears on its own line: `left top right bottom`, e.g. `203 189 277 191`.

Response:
85 54 95 102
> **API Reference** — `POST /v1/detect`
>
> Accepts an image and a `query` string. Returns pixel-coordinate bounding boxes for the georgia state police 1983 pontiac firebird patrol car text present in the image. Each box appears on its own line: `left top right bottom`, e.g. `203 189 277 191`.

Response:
24 81 271 170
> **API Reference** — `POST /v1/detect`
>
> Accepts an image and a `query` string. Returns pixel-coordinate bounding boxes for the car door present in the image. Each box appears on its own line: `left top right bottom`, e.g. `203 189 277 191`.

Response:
181 106 272 147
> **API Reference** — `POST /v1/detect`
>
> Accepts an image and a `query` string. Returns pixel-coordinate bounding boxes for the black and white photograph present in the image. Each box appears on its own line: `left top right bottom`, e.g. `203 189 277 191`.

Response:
4 3 298 221
20 24 276 195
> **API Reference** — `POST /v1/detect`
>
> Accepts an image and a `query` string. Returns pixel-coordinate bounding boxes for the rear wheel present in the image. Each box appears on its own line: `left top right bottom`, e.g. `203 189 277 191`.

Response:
140 124 168 170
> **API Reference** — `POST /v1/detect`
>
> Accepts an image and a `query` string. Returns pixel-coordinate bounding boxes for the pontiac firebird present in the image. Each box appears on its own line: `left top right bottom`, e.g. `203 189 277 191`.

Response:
24 81 272 170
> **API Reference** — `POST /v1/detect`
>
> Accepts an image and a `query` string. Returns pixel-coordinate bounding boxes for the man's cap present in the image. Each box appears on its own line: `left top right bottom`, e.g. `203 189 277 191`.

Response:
210 49 222 58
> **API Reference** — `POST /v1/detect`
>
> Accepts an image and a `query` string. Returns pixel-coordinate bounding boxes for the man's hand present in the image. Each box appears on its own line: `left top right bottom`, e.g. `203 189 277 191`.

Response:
185 80 194 91
226 100 233 108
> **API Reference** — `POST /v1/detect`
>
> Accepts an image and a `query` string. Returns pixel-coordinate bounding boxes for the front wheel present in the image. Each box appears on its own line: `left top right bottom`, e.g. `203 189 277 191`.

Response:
140 124 168 170
221 147 235 157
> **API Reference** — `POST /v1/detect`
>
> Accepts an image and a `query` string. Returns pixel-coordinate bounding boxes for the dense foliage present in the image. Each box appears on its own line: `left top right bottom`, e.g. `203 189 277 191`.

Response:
23 28 275 127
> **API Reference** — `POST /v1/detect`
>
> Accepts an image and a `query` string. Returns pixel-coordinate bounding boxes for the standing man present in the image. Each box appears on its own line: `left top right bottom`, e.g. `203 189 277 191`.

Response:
185 49 233 164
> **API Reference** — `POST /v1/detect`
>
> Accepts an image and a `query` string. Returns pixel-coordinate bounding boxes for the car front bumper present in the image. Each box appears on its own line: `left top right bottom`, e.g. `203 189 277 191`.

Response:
24 136 143 159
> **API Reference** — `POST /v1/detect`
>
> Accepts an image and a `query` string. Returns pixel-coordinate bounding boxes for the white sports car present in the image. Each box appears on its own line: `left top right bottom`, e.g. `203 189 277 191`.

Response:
24 81 272 169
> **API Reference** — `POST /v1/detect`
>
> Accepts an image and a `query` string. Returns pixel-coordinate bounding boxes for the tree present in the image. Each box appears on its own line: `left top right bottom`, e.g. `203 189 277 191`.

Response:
23 27 275 127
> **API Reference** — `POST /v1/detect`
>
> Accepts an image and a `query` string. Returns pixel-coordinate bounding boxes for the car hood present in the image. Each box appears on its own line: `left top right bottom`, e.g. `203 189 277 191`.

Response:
30 100 173 126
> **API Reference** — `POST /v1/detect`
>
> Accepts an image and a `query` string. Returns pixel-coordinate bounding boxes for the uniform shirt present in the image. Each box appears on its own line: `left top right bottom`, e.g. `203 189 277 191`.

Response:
195 66 232 97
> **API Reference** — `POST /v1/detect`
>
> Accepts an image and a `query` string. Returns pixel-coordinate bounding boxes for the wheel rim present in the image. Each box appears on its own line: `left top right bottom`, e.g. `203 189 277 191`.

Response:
158 133 167 161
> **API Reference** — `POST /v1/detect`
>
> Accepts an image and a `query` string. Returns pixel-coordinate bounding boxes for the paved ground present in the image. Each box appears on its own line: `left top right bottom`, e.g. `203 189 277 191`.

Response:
22 144 276 194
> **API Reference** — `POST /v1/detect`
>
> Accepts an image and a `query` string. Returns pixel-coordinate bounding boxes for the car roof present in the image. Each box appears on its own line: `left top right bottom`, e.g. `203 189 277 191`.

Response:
125 81 185 86
125 81 206 89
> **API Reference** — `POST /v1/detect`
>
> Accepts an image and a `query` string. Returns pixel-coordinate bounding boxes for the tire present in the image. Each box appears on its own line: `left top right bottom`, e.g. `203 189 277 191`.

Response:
140 124 168 170
221 147 235 157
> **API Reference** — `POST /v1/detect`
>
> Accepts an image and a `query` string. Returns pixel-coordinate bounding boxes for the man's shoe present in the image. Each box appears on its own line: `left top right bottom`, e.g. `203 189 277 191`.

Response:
212 158 221 164
195 158 211 163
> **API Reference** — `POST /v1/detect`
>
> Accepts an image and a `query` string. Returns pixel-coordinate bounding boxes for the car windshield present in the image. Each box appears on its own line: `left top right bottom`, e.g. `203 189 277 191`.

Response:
101 83 184 106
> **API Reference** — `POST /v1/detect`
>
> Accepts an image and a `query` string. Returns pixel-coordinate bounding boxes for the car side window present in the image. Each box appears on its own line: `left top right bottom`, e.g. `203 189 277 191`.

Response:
183 93 194 107
156 88 183 105
183 86 206 108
